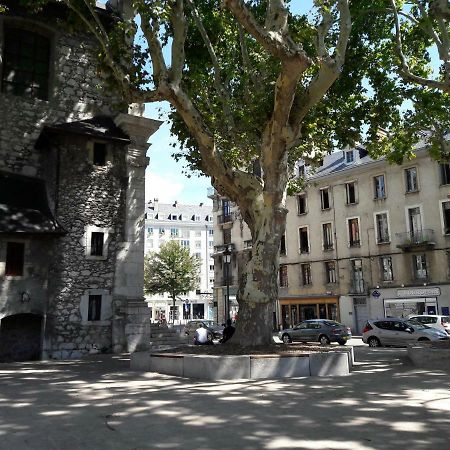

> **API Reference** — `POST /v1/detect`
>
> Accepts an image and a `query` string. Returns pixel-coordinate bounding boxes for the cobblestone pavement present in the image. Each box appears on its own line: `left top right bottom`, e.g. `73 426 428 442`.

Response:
0 345 449 450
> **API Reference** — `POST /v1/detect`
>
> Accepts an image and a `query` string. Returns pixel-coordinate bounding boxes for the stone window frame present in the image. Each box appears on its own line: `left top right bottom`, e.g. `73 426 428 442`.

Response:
0 17 56 101
80 289 112 325
86 140 112 167
84 225 112 261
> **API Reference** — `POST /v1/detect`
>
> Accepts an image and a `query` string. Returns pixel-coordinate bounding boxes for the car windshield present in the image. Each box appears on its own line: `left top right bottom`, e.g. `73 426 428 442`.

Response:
203 321 219 328
405 319 428 330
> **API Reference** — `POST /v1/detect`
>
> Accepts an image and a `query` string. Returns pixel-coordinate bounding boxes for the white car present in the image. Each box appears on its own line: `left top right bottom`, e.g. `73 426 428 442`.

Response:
408 315 450 335
362 318 449 347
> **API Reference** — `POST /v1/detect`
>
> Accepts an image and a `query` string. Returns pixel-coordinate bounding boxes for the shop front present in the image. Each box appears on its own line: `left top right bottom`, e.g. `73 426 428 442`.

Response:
279 296 340 330
384 287 441 318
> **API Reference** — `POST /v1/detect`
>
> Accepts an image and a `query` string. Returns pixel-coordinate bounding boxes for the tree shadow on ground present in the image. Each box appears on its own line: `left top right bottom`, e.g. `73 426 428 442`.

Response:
0 348 449 450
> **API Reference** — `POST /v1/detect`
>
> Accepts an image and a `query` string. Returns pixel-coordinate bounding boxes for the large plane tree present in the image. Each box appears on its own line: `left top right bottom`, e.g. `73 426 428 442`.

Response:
14 0 447 346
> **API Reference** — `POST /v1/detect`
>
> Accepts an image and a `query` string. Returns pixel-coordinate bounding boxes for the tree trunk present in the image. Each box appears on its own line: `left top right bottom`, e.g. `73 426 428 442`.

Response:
232 202 286 346
172 295 176 324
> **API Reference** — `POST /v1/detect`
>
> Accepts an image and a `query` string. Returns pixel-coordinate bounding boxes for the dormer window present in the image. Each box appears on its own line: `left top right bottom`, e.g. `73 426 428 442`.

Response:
345 150 354 164
1 26 51 100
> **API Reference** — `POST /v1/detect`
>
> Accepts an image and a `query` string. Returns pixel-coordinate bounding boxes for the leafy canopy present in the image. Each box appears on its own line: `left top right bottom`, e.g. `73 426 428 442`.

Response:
144 240 200 299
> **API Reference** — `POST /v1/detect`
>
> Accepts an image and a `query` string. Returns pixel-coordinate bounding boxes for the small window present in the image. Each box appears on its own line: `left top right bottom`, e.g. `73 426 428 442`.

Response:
279 265 288 287
195 241 201 249
170 228 179 237
348 218 360 247
375 212 390 243
320 188 331 210
180 240 190 248
90 232 104 256
280 234 287 256
88 295 102 321
1 26 51 100
380 256 393 281
345 151 354 164
209 264 214 271
441 201 450 234
299 227 309 253
301 263 311 285
297 193 307 215
405 167 418 192
412 254 428 280
440 163 450 185
93 143 107 166
373 175 386 199
208 229 214 236
346 181 358 205
159 228 165 235
5 242 25 276
322 223 333 250
147 227 153 235
325 261 336 284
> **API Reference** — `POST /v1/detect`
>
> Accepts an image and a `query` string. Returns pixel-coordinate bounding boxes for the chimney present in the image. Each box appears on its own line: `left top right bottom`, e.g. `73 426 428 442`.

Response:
173 200 178 207
153 198 159 210
199 202 203 207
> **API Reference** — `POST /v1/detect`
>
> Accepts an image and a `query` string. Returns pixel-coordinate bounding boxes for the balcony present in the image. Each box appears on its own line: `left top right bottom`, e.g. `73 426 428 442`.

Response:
350 278 365 294
396 229 436 252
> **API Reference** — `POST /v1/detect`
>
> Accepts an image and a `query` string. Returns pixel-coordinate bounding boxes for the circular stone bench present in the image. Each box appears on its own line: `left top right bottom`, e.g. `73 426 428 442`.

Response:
407 343 450 371
130 347 354 380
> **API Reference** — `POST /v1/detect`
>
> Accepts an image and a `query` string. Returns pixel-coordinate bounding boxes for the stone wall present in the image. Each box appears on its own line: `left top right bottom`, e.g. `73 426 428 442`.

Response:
0 14 119 176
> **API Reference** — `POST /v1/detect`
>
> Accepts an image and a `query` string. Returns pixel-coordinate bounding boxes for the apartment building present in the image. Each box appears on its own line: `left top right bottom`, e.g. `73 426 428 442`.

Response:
144 200 215 323
211 145 450 334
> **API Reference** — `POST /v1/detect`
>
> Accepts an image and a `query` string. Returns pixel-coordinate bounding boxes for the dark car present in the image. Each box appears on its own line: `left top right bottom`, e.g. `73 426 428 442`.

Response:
184 320 224 340
279 319 352 345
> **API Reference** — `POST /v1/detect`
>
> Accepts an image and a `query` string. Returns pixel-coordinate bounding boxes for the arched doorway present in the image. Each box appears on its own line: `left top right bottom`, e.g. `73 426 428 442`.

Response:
0 314 43 362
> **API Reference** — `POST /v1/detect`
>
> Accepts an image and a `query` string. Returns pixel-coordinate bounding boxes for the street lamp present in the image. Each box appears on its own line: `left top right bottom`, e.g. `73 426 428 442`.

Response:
223 245 232 322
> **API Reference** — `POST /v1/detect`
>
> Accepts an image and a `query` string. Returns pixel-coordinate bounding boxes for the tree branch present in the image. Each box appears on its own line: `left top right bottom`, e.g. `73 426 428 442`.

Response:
169 0 187 86
290 0 352 141
223 0 310 65
265 0 288 34
186 0 235 133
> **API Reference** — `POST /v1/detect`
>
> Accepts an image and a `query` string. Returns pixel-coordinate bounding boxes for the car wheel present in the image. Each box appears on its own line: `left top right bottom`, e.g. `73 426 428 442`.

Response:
418 337 430 341
318 334 330 345
281 333 292 344
367 336 381 347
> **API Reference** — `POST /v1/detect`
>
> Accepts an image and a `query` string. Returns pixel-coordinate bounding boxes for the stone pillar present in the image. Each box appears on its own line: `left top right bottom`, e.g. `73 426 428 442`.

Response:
113 113 162 352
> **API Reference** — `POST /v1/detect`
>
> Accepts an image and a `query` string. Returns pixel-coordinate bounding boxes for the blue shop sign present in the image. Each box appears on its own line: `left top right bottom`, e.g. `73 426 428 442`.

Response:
372 290 381 298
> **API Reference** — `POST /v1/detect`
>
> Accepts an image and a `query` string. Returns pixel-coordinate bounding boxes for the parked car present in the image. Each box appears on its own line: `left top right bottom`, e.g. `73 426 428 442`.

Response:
408 314 450 335
279 319 352 345
184 320 224 340
362 317 449 347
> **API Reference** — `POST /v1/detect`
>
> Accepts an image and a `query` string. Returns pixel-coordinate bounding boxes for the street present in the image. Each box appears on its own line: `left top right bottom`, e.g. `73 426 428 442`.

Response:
0 345 449 450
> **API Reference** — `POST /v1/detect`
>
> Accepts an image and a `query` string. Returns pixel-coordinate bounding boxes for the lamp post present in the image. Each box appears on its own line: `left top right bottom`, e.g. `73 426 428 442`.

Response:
223 245 232 322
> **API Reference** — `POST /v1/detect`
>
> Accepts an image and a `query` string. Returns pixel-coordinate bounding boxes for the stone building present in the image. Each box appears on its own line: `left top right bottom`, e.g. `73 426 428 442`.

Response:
0 0 161 361
144 199 215 324
210 144 450 333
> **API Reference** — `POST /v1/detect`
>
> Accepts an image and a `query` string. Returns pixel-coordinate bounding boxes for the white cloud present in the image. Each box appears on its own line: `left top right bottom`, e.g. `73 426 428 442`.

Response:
145 171 184 203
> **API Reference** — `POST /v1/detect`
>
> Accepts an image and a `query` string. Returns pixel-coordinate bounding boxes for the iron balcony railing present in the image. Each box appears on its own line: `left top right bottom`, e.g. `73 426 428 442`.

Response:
396 229 435 247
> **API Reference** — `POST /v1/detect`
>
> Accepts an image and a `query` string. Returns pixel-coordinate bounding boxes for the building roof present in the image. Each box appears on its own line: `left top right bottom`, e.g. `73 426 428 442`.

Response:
0 172 64 234
146 201 213 224
42 116 130 143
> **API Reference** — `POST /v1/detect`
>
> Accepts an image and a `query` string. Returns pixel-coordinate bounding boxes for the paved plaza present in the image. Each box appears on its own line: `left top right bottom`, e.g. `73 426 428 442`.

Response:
0 343 449 450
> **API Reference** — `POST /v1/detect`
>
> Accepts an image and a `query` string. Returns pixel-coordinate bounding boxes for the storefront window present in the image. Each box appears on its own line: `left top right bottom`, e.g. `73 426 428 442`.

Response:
192 304 204 319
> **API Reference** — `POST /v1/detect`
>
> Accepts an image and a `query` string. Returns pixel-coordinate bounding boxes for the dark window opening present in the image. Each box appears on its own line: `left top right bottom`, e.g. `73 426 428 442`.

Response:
346 182 357 204
5 242 25 276
93 143 107 166
279 265 288 287
299 227 309 253
440 164 450 185
1 26 50 100
442 202 450 234
88 295 102 321
321 189 330 210
90 232 104 256
280 234 286 256
297 194 307 214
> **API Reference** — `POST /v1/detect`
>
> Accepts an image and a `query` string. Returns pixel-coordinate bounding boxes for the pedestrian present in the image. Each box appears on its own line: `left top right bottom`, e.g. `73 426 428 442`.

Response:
194 323 212 345
221 319 235 343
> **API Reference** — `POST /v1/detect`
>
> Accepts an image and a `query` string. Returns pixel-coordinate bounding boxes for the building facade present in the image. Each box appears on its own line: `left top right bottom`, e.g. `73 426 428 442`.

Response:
0 1 161 361
144 199 215 323
211 145 450 334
